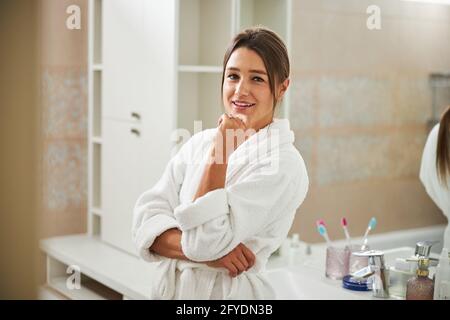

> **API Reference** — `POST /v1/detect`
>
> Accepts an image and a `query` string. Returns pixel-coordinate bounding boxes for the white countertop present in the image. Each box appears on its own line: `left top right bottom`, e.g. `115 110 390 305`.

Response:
265 245 419 300
41 234 427 300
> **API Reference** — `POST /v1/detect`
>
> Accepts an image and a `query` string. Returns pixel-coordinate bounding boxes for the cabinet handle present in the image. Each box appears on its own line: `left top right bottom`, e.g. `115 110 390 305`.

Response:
131 112 141 120
130 128 140 137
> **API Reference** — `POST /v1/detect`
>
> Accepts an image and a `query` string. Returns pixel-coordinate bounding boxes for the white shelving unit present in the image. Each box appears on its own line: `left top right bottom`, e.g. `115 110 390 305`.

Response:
88 0 103 238
40 235 158 299
40 0 292 299
177 0 292 132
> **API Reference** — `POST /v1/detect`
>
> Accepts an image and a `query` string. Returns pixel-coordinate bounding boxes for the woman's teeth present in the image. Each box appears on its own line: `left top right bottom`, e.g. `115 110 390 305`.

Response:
233 101 255 108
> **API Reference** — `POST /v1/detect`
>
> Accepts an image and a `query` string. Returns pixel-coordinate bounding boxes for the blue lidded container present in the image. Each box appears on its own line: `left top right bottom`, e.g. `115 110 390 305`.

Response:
342 275 370 291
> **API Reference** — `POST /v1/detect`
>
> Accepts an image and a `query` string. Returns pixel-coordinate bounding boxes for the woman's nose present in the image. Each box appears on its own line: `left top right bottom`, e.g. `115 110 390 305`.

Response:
236 80 249 96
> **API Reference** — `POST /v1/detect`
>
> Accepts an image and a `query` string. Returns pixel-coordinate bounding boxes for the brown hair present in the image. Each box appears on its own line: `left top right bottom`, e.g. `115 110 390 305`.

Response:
221 26 290 109
437 105 450 187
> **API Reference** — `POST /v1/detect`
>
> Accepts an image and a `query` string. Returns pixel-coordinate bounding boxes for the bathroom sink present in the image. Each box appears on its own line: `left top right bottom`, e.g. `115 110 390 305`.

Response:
266 246 420 299
383 247 415 266
266 266 371 300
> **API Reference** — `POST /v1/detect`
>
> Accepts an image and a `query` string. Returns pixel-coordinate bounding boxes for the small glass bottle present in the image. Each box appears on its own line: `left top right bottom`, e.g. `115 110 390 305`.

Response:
388 258 416 299
406 257 434 300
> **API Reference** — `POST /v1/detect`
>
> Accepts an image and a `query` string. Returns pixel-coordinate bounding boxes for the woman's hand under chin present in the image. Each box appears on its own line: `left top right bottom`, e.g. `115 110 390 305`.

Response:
210 113 254 164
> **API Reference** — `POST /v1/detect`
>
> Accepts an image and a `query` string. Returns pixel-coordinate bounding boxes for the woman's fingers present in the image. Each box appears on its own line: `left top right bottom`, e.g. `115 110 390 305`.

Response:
224 261 238 278
236 249 250 270
217 114 226 126
231 259 246 276
240 243 256 268
218 113 246 130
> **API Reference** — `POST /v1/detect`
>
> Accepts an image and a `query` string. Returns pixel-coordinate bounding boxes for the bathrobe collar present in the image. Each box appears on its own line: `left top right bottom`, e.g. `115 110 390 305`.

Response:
225 118 295 182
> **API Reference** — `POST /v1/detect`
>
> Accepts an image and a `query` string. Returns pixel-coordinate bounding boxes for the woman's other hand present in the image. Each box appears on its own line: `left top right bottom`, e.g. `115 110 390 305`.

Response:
206 243 256 277
150 228 189 261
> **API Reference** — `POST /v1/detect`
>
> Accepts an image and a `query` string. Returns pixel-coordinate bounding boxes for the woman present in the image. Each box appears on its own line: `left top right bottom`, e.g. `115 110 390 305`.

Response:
132 27 309 299
420 106 450 249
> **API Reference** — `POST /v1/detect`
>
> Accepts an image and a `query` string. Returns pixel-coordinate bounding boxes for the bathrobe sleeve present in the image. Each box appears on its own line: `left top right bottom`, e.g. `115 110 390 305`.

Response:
174 157 308 262
131 147 187 263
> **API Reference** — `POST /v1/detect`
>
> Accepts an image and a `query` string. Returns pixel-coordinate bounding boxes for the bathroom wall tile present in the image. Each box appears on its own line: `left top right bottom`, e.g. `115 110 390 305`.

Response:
42 139 87 212
293 133 315 178
39 0 88 238
40 0 88 67
39 206 88 238
287 0 450 241
42 67 88 139
316 130 427 186
435 86 450 118
318 77 392 127
291 179 446 243
289 78 316 130
291 2 450 75
392 78 431 125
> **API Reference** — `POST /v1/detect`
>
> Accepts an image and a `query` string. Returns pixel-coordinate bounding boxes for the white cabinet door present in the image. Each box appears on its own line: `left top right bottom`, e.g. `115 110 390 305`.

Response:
101 118 141 254
101 117 175 255
103 0 146 122
103 0 177 123
101 0 178 255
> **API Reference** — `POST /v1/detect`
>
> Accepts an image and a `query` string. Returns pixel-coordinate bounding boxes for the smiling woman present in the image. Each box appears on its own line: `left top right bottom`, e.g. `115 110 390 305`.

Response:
131 26 309 300
221 28 290 131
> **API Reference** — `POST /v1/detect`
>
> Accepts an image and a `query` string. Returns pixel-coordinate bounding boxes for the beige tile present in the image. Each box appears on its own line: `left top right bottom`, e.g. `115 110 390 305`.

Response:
316 129 427 186
293 133 315 180
42 67 88 139
392 77 432 125
289 78 316 130
318 76 392 127
42 139 87 212
40 0 88 66
291 7 450 75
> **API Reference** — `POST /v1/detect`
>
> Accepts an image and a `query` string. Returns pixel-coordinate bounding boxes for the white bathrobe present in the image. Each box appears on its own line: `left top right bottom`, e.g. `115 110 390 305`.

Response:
132 118 309 299
420 124 450 249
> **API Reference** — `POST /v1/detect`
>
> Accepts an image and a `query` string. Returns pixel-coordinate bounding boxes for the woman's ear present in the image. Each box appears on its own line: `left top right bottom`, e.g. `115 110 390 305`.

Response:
277 78 290 100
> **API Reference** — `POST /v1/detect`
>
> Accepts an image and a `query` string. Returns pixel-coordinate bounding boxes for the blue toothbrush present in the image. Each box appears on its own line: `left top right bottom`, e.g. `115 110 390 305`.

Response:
361 217 377 250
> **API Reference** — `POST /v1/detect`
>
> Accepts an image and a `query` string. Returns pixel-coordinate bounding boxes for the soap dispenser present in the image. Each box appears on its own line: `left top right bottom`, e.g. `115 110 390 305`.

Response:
406 257 434 300
413 240 439 266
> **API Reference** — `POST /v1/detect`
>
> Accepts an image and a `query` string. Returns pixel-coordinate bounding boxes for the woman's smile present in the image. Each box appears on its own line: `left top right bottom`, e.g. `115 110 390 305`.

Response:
232 100 256 112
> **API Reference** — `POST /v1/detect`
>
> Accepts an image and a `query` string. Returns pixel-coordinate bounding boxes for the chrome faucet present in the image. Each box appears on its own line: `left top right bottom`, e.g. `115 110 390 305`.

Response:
351 250 389 298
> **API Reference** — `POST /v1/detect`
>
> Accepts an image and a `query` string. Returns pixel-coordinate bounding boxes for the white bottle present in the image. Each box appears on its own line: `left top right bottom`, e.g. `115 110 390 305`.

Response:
433 247 450 300
277 237 291 258
289 233 302 266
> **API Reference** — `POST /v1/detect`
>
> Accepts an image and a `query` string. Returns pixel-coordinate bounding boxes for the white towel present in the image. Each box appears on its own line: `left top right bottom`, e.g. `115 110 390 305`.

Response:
132 118 309 299
420 124 450 249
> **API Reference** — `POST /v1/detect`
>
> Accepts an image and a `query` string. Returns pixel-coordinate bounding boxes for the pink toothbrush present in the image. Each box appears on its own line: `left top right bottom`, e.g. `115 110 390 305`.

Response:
316 219 332 246
341 217 352 247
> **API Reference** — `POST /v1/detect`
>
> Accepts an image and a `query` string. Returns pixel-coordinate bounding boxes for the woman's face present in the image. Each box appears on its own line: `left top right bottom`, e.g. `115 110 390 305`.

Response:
222 47 288 131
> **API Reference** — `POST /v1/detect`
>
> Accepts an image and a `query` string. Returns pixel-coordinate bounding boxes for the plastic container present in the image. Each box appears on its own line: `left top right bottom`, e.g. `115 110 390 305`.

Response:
348 244 369 274
342 275 370 291
325 246 351 280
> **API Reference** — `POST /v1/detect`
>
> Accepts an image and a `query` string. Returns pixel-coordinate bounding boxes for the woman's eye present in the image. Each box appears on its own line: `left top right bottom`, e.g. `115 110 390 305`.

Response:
227 74 239 80
253 76 264 82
